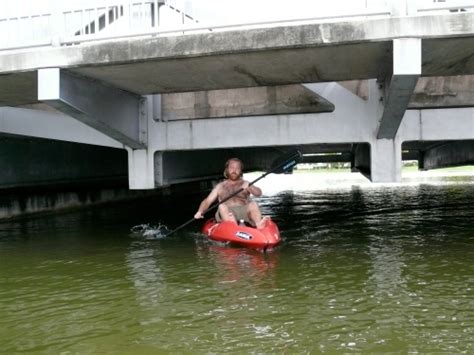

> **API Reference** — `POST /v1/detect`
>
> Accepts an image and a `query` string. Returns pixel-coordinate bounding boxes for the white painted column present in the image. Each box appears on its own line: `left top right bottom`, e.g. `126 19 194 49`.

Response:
127 95 165 189
127 148 156 189
370 137 402 183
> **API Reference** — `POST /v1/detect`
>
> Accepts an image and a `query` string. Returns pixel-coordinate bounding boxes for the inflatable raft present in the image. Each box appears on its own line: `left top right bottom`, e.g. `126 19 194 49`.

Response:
202 218 281 251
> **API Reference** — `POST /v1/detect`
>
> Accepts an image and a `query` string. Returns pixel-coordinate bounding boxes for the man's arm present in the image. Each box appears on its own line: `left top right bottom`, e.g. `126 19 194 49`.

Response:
194 185 220 219
243 181 262 197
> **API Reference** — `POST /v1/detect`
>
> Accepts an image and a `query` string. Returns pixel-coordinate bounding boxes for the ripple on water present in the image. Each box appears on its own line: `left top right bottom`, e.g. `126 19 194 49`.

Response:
0 181 473 352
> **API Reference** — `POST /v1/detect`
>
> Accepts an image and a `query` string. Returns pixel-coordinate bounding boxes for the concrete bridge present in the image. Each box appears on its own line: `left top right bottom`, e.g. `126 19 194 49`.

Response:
0 0 473 212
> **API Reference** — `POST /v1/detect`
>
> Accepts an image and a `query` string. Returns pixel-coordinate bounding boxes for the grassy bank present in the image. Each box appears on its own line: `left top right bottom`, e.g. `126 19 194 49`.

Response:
294 165 473 174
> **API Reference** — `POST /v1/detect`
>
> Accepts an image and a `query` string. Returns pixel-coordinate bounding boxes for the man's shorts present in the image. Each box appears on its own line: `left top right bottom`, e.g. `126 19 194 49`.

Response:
215 205 250 223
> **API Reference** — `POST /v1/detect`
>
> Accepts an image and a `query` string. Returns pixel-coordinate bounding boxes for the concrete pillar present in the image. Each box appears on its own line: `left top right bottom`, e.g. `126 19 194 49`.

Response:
377 38 421 139
371 138 402 183
127 148 155 189
154 151 165 187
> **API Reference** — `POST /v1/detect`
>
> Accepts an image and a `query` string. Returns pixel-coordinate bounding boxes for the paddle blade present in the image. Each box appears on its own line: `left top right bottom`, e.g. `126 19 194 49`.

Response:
270 150 302 174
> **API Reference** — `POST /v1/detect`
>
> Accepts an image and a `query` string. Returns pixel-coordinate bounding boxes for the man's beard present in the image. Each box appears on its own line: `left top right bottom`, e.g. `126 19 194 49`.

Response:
229 173 240 181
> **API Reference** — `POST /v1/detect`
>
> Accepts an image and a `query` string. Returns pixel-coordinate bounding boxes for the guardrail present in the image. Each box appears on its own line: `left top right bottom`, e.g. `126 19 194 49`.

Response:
0 0 472 52
0 0 196 51
417 0 474 13
61 7 393 45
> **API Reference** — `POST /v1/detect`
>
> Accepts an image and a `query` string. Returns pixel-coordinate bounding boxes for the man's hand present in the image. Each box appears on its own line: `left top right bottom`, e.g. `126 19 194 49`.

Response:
243 182 262 197
194 211 204 219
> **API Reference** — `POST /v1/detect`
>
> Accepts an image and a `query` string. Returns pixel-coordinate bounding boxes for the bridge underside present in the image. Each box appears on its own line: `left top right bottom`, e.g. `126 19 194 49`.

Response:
0 135 472 193
0 76 473 189
0 12 473 191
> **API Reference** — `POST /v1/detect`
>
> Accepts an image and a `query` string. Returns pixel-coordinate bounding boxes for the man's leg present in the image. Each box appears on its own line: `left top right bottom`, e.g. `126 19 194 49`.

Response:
247 201 268 229
218 204 237 223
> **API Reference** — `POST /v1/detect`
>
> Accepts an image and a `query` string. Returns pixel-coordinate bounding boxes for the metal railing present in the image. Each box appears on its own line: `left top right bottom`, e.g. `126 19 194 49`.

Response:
0 11 53 49
0 0 197 51
417 0 474 13
0 0 472 52
61 7 394 45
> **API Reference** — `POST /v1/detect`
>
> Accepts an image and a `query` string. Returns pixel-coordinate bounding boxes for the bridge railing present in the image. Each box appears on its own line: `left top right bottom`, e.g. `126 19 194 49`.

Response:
0 0 472 52
0 0 197 51
416 0 474 14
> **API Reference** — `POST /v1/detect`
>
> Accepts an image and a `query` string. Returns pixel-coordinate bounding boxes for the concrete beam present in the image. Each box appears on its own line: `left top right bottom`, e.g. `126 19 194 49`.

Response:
338 81 368 101
161 85 334 120
0 107 123 148
304 76 474 110
399 107 474 142
421 140 474 170
149 81 381 152
38 68 145 149
148 83 473 152
377 38 421 139
410 75 474 109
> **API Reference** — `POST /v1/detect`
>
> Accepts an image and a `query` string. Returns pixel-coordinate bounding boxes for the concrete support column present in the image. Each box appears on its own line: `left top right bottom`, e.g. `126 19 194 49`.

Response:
154 151 165 187
377 38 421 139
371 138 402 183
127 148 156 189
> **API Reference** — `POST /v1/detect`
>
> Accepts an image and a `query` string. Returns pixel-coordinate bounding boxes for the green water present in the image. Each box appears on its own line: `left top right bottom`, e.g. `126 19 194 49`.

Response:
0 178 473 353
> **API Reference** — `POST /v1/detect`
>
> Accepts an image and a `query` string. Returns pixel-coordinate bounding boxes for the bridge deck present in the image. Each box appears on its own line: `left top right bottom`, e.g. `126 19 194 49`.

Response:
0 12 473 106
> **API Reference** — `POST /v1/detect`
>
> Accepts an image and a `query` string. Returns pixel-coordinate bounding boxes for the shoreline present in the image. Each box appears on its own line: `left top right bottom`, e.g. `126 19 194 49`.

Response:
245 167 473 194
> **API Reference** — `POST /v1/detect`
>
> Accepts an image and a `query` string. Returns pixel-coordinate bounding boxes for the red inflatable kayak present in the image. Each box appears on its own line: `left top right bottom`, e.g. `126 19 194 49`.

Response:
202 217 281 251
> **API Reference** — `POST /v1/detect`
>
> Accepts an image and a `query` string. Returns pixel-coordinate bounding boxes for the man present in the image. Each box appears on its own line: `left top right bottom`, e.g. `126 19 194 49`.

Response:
194 158 269 229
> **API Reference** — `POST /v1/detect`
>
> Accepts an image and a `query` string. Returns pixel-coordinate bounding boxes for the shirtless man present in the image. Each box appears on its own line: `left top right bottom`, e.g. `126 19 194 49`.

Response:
194 158 268 229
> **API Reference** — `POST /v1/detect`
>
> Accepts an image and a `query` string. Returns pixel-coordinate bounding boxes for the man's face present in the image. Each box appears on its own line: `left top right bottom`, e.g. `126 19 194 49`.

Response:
227 160 242 181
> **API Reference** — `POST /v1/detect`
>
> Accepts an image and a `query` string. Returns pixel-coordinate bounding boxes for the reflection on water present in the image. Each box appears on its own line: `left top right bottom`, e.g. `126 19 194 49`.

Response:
0 175 473 352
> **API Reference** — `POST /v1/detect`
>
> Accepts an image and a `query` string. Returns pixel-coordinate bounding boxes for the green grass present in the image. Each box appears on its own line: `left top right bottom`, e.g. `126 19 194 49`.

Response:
293 165 474 173
293 168 351 173
402 165 474 172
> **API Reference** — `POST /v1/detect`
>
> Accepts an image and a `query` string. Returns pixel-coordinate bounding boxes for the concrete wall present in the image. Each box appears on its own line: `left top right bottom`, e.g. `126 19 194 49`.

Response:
0 135 165 219
421 140 474 170
0 135 127 189
0 187 149 220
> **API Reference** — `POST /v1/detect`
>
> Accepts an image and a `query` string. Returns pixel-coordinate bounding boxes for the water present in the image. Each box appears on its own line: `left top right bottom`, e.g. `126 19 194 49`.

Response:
0 174 473 353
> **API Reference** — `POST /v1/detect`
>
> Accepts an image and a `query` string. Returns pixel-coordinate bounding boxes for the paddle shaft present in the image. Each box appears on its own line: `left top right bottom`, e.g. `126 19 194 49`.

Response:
164 151 301 237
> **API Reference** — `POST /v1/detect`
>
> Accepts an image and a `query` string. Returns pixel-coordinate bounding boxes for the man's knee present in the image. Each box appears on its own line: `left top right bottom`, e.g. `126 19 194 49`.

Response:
247 202 262 219
247 201 259 212
219 204 236 221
